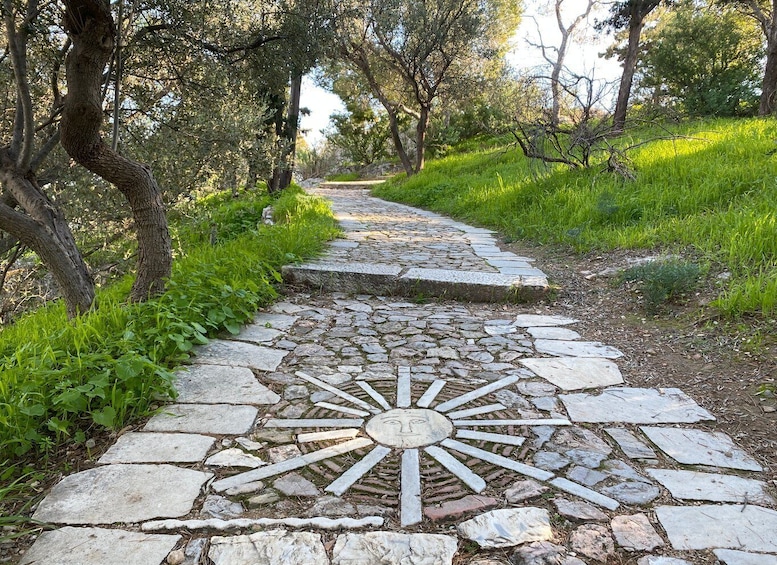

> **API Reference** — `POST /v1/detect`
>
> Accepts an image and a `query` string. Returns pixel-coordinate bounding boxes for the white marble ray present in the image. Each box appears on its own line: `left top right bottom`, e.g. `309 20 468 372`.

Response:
264 418 364 428
455 429 526 447
435 375 521 412
401 449 423 527
397 373 412 408
297 429 360 443
357 381 392 411
326 445 392 496
425 446 486 493
143 516 384 532
212 438 373 492
441 439 554 481
446 403 506 420
549 477 620 510
453 418 571 427
296 371 380 414
417 380 446 408
314 402 370 418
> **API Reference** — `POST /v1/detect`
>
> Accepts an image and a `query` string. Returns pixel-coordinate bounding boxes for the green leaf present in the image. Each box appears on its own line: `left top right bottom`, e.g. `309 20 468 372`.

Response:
19 404 45 417
92 406 117 429
224 321 241 335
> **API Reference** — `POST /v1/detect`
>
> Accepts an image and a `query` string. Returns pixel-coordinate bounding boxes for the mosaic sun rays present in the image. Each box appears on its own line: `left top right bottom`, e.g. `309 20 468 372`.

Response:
212 368 620 526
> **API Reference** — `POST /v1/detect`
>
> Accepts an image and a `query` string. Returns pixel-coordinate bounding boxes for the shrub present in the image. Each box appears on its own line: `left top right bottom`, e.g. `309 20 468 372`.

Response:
619 259 702 313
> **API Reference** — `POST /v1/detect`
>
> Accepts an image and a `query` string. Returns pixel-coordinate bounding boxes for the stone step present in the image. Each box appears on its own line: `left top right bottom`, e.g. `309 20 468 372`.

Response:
281 261 549 303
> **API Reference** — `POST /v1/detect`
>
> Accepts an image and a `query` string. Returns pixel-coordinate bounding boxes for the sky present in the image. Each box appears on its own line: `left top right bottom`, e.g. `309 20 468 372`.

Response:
298 0 623 147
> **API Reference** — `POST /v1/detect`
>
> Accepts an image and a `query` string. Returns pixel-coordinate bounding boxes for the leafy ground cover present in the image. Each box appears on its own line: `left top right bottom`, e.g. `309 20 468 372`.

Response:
0 187 338 523
375 118 777 317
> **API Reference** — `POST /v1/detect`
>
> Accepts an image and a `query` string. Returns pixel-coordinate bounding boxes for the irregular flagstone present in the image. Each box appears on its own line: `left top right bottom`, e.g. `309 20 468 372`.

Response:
457 508 552 548
637 557 693 565
208 530 328 565
143 516 384 532
235 325 283 344
511 541 585 565
98 432 215 464
560 388 715 423
272 472 321 497
33 464 212 524
520 357 624 391
194 339 288 372
332 532 458 565
605 428 658 459
253 312 299 330
423 495 499 522
647 468 775 505
19 527 180 565
610 513 664 551
554 498 608 521
505 480 549 503
599 481 661 505
174 365 280 405
513 315 578 327
569 524 615 562
205 448 267 468
714 549 777 565
534 339 623 358
641 427 763 471
144 403 258 435
526 326 581 340
202 495 244 519
656 505 777 552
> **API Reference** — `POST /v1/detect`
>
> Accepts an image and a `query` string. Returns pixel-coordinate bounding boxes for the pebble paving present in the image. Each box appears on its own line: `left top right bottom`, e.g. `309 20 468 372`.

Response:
21 186 776 565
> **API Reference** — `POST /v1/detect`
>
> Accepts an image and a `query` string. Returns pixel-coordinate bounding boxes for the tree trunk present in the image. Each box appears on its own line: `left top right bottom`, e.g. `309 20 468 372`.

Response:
0 152 94 317
414 105 430 173
387 108 414 176
60 0 171 301
612 19 645 133
760 23 777 114
278 72 302 191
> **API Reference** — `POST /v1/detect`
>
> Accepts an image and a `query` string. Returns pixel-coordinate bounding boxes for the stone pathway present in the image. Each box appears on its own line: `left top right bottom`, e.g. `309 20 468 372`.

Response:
20 187 776 565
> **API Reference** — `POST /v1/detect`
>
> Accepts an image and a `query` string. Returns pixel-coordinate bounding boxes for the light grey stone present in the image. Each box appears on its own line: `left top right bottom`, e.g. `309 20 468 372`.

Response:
457 508 552 548
206 448 267 468
19 527 180 565
98 432 215 464
534 340 623 358
647 468 775 505
236 325 283 343
517 381 558 396
549 478 620 510
208 530 328 565
505 480 549 503
510 541 583 565
520 358 623 391
561 388 715 423
600 481 660 505
308 495 356 517
656 505 777 552
566 465 608 486
332 532 458 565
144 516 384 532
33 464 211 524
202 495 244 519
283 384 309 400
235 437 265 451
611 513 664 551
183 538 208 565
566 448 608 468
247 490 280 507
601 460 650 482
569 524 615 562
273 472 321 497
427 346 460 359
144 404 258 434
637 558 692 565
554 498 608 521
533 451 571 471
254 312 299 330
267 444 303 463
714 549 777 565
194 339 288 371
605 427 657 459
175 365 281 405
225 481 265 496
513 315 578 327
641 427 763 471
526 327 582 340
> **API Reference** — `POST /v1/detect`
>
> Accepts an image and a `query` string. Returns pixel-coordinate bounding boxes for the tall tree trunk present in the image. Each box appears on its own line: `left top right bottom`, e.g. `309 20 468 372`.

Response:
414 105 430 173
612 19 645 133
760 22 777 114
387 108 414 176
60 0 171 301
278 72 302 191
0 153 94 317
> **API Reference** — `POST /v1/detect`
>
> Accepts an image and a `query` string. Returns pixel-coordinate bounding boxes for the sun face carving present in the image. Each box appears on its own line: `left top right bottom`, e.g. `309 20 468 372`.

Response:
365 408 453 448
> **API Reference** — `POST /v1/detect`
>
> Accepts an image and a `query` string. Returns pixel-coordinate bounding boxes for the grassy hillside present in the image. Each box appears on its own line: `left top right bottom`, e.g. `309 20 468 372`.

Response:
375 119 777 317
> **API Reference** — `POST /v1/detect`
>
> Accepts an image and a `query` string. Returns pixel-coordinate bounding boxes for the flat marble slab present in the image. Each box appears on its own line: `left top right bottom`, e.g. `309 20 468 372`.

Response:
714 549 777 565
194 340 288 372
640 427 763 471
656 505 777 552
534 340 623 358
19 527 180 565
647 469 774 505
33 464 212 524
174 364 280 405
209 530 328 564
560 388 715 423
144 404 258 435
332 532 458 565
98 432 215 464
520 358 623 391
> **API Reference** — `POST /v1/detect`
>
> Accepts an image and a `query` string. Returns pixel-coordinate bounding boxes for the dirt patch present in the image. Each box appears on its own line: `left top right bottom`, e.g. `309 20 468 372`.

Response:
506 240 777 487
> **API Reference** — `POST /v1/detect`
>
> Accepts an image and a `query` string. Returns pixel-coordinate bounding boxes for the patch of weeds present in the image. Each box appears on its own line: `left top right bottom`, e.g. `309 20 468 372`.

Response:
619 259 702 314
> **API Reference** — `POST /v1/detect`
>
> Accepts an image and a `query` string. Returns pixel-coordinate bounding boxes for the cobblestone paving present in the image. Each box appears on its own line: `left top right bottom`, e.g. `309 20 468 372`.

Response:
21 188 777 565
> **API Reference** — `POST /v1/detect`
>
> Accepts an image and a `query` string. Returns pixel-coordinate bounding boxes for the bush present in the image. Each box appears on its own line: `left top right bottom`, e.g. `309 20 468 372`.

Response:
619 259 702 313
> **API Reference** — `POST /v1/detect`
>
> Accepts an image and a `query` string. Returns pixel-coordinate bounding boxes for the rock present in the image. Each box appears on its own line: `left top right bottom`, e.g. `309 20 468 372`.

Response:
283 384 309 400
194 339 288 371
174 364 280 405
166 549 185 565
647 468 775 505
533 451 571 471
272 473 321 497
183 538 207 565
208 530 327 564
611 513 664 551
457 508 552 549
234 437 265 451
554 498 608 521
267 444 302 463
246 490 280 507
225 481 265 497
600 481 660 505
713 549 777 565
307 495 356 517
98 432 215 464
205 448 266 469
202 495 244 520
144 404 258 435
510 541 574 565
423 495 499 522
560 388 714 424
505 480 549 503
569 524 615 562
332 532 458 565
520 358 623 391
637 558 692 565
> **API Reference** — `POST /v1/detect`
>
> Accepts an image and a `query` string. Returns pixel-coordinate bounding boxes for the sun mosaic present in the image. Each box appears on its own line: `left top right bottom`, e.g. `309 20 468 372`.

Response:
211 367 620 525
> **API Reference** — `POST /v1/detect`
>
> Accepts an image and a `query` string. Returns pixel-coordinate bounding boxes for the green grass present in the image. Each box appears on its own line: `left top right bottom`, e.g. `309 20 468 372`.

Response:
0 186 338 467
375 118 777 317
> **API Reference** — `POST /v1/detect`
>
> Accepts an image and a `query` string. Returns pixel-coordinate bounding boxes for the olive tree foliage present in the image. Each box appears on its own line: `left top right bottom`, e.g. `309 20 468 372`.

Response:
637 1 763 116
328 0 521 176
